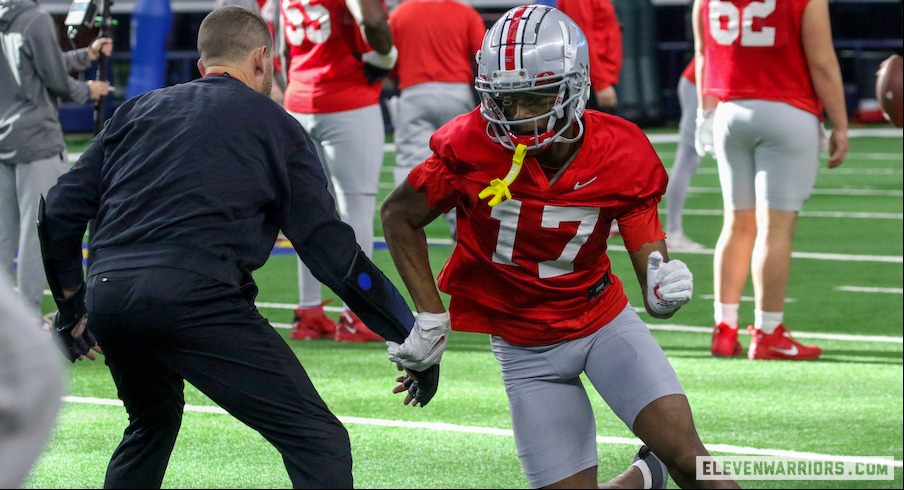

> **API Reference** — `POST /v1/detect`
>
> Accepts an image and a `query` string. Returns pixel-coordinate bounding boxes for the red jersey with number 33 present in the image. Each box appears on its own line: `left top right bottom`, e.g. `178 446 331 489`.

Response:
281 0 384 113
407 109 667 346
702 0 822 117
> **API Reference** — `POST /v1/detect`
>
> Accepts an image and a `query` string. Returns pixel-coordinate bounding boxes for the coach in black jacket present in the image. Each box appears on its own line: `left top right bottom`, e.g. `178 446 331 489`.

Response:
39 6 439 488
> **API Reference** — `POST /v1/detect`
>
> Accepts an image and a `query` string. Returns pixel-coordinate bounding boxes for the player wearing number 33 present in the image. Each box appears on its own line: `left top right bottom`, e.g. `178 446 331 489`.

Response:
382 5 738 489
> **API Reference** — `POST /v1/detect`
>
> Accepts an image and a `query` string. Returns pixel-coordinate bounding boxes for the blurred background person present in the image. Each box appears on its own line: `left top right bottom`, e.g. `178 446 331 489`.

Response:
664 58 706 252
0 0 111 318
281 0 397 342
557 0 622 113
388 0 485 240
694 0 848 360
0 272 65 489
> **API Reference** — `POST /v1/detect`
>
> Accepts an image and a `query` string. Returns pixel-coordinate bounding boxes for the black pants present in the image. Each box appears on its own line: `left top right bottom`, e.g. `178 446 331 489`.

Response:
86 267 352 489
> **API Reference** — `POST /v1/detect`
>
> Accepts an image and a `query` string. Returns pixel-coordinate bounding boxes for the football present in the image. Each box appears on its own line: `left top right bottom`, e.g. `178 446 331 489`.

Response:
875 54 903 128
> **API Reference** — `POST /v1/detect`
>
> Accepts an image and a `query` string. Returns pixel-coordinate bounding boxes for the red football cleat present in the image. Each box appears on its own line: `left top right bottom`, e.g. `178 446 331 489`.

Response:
711 322 742 357
290 302 337 340
748 324 822 361
335 311 383 343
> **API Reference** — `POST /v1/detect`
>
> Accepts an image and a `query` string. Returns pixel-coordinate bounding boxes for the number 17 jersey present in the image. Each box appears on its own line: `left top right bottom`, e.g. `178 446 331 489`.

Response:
407 109 668 346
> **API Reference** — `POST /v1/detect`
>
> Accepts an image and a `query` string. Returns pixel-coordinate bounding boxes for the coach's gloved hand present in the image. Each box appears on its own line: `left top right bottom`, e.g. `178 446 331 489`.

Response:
361 45 398 83
387 311 449 371
646 251 693 315
393 363 440 407
50 283 99 362
695 108 715 157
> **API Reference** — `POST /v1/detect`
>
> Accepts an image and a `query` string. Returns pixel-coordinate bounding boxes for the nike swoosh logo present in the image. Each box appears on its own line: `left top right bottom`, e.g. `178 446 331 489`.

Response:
574 177 597 190
768 345 799 356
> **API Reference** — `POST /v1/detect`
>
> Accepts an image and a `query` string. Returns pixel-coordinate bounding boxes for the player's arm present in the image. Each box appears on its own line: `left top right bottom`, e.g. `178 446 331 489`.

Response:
347 0 392 54
380 181 450 408
347 0 397 82
801 0 848 169
380 182 446 315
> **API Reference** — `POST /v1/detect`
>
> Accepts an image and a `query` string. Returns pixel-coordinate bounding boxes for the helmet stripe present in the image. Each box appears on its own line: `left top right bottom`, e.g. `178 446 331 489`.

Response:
501 5 532 71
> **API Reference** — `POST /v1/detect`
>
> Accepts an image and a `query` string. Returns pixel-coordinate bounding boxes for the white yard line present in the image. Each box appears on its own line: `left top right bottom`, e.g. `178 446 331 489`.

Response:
61 395 903 468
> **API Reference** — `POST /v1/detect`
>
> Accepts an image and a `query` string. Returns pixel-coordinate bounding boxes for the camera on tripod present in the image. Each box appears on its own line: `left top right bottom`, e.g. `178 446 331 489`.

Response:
64 0 97 40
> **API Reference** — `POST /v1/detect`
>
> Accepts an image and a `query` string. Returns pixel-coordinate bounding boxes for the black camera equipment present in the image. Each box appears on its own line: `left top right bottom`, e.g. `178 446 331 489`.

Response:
64 0 114 134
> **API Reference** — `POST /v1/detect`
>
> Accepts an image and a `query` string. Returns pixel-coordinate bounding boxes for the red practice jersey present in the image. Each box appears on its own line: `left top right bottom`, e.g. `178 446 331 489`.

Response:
558 0 622 91
701 0 822 117
389 0 486 90
681 58 695 84
281 0 384 113
407 110 667 346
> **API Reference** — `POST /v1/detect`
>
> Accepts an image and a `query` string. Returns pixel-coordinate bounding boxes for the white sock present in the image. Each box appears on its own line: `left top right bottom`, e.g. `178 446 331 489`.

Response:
755 309 783 334
714 302 740 329
631 459 653 489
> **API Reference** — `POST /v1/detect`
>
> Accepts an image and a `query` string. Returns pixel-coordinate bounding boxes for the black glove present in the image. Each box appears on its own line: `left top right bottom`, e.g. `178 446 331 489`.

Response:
51 283 95 362
363 63 392 84
361 46 397 84
401 363 440 407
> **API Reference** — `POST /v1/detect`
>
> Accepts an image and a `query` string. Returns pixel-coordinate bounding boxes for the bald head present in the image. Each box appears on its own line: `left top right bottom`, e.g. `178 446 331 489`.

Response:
198 5 272 68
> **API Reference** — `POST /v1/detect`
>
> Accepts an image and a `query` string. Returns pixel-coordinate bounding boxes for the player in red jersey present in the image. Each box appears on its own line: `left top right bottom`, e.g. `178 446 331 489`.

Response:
557 0 622 111
387 0 486 239
382 5 738 489
693 0 848 360
281 0 396 342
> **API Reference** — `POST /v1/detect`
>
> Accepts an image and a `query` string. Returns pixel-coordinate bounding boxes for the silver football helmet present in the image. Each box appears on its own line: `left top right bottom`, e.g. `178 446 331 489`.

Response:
475 4 591 152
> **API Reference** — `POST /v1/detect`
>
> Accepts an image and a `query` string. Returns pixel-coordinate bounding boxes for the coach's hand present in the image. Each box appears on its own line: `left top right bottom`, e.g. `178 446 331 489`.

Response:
392 363 440 407
51 284 102 362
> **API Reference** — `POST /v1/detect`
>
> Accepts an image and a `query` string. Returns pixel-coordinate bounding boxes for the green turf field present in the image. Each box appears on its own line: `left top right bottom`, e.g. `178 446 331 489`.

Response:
26 128 902 489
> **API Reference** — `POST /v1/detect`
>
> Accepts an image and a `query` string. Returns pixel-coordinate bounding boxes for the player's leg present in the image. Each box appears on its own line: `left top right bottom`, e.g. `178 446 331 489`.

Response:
489 335 600 489
393 84 436 186
13 153 69 313
584 305 738 489
287 111 337 340
710 102 758 355
664 76 704 251
316 106 385 342
0 163 19 284
747 101 822 360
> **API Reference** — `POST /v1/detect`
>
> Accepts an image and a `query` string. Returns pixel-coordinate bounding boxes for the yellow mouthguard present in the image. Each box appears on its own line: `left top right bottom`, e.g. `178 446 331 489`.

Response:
478 144 527 207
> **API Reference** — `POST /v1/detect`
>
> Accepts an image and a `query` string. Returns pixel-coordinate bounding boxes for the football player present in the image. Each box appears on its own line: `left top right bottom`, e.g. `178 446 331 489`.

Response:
693 0 848 360
281 0 397 342
381 5 737 489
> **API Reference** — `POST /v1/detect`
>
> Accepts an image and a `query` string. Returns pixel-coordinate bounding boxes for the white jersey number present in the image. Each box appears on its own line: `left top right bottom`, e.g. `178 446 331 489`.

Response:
283 0 331 46
489 199 600 279
708 0 776 47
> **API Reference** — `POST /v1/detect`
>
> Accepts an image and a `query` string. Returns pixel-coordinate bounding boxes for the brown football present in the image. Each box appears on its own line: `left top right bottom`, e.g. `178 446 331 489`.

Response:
875 54 903 128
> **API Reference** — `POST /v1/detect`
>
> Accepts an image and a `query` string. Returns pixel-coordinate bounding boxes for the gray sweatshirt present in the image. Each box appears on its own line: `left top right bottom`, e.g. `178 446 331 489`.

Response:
0 0 94 163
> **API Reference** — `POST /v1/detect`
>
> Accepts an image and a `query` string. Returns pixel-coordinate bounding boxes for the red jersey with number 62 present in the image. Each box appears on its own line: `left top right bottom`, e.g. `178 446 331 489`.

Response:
407 109 667 346
281 0 383 113
701 0 821 117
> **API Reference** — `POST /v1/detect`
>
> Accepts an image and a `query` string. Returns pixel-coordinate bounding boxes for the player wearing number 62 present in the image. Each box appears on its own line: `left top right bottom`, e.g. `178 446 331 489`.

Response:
382 5 738 489
693 0 848 360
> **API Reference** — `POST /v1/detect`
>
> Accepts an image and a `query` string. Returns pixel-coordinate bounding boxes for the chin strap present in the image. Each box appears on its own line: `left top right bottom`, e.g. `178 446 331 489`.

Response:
478 144 528 207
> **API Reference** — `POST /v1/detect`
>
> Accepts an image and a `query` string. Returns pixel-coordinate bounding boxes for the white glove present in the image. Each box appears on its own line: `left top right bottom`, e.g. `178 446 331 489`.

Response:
646 251 693 315
387 311 450 371
361 45 398 83
694 108 715 157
